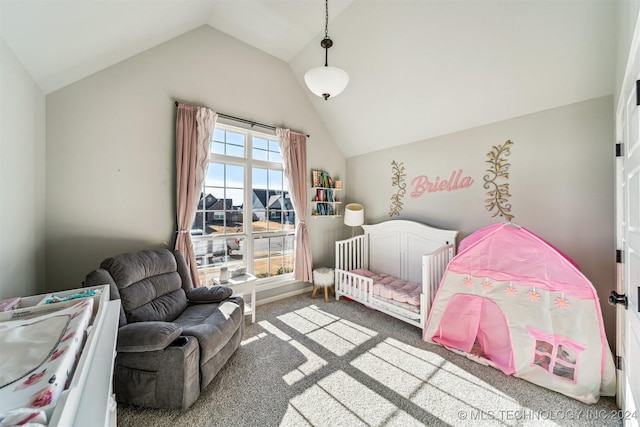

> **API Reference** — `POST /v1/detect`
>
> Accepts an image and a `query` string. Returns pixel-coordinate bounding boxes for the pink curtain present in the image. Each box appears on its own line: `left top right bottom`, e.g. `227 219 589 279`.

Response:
276 128 313 282
175 103 217 287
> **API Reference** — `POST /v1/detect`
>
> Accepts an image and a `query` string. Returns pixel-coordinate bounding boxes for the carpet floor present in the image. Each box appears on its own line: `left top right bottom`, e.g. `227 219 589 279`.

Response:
117 293 622 427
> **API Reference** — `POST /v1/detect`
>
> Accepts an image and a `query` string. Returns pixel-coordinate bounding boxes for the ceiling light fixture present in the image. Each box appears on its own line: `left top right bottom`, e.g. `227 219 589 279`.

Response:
304 0 349 100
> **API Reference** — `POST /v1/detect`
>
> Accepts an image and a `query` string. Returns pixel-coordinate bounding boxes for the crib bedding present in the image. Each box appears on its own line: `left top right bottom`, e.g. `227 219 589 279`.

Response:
0 299 94 423
350 268 422 307
372 295 421 314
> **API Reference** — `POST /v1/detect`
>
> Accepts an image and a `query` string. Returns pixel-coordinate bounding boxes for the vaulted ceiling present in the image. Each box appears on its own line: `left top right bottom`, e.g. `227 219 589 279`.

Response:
0 0 618 157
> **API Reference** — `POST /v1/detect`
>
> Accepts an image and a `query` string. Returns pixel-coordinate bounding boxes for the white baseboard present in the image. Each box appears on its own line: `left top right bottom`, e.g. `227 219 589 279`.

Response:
255 284 314 307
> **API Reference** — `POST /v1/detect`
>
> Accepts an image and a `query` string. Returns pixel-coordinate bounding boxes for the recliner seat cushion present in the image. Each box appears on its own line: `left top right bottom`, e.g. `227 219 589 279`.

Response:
174 297 244 364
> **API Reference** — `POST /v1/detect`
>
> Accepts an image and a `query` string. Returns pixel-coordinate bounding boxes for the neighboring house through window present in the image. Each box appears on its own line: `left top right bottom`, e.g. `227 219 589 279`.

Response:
191 123 295 286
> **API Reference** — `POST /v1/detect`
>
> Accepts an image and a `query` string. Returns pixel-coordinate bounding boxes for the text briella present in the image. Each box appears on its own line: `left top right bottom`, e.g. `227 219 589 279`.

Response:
410 169 474 198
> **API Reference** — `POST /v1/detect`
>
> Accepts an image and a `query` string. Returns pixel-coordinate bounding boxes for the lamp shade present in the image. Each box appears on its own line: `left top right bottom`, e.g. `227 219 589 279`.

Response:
304 66 349 100
344 203 364 226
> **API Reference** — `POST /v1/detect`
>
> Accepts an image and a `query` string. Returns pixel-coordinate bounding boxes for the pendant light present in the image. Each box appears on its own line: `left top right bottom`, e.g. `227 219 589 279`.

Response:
304 0 349 100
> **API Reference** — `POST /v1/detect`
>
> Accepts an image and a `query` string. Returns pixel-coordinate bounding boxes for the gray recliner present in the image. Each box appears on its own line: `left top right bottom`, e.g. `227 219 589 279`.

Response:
83 249 244 410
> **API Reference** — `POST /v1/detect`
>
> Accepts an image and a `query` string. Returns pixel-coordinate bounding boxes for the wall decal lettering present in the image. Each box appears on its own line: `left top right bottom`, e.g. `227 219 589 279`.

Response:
389 160 406 217
410 169 474 198
484 139 514 222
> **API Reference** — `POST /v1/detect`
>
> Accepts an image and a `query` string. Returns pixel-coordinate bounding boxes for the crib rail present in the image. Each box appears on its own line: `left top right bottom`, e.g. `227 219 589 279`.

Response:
335 269 373 303
422 243 455 316
335 234 367 271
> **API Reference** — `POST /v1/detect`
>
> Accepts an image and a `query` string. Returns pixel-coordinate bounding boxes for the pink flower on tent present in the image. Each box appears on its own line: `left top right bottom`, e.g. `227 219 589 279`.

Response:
554 296 570 308
482 279 492 290
463 277 473 287
505 284 517 296
527 289 541 302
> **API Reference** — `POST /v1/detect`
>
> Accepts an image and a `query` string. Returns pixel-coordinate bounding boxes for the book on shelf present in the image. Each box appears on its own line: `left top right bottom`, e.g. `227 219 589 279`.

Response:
315 204 329 215
311 169 340 189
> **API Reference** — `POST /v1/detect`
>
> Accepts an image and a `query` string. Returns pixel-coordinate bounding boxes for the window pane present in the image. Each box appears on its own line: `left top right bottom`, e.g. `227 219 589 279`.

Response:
251 138 282 163
227 188 243 208
268 170 283 190
227 144 244 158
535 340 553 354
253 167 267 187
557 345 578 364
226 164 244 189
254 137 268 150
227 131 244 145
253 209 266 229
552 364 575 381
282 210 296 228
254 237 270 278
282 234 295 274
253 148 268 161
205 163 224 187
252 167 268 232
284 234 295 252
213 128 225 142
212 142 225 155
533 354 551 370
268 140 282 163
205 187 224 200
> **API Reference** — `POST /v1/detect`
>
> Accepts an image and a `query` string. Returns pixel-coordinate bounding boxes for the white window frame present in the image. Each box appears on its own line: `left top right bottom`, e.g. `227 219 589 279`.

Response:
194 122 296 289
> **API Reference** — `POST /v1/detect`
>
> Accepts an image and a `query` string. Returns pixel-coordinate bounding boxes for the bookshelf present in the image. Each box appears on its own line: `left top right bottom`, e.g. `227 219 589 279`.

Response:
310 170 342 217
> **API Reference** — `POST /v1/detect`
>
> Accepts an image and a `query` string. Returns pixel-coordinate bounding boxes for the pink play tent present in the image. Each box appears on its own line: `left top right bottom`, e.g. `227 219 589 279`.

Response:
423 223 616 403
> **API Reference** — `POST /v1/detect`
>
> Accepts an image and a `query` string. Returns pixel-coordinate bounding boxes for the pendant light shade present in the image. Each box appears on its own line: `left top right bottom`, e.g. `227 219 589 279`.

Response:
305 0 349 100
304 66 349 100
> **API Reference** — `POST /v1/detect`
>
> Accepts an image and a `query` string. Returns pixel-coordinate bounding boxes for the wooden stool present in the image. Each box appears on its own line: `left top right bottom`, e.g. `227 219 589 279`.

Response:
312 267 334 302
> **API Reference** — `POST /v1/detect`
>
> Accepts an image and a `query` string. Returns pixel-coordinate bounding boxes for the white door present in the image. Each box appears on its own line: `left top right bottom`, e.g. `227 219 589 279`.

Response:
615 26 640 425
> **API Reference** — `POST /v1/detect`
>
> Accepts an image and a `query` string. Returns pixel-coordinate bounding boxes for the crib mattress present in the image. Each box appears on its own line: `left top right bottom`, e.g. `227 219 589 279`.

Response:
0 298 94 421
350 268 421 307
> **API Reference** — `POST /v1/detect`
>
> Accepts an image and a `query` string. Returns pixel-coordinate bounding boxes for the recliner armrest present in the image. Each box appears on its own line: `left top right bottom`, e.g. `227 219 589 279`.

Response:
117 321 182 353
186 286 232 303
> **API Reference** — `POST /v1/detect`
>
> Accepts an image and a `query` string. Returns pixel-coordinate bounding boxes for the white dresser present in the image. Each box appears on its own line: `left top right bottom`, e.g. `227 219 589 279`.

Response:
1 285 120 427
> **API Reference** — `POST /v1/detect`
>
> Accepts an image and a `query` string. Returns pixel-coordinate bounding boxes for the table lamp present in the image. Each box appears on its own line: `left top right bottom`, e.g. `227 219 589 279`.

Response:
344 203 364 236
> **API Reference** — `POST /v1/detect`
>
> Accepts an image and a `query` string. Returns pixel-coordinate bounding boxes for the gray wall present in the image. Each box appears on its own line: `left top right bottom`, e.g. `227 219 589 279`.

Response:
45 26 345 291
0 38 46 298
346 96 616 344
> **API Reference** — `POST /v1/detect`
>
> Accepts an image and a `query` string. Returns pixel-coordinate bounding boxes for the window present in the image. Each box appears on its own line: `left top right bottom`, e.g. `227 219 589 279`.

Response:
191 123 295 286
527 327 584 383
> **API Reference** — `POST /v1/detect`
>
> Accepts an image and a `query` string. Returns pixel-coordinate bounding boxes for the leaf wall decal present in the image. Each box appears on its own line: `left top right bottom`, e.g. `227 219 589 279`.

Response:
483 140 514 222
389 160 406 217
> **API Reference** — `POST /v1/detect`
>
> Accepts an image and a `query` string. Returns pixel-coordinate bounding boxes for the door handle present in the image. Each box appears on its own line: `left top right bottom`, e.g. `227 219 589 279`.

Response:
609 290 628 309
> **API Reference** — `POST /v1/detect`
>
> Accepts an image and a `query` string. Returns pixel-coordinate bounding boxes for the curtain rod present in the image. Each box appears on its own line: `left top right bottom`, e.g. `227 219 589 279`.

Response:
174 101 309 137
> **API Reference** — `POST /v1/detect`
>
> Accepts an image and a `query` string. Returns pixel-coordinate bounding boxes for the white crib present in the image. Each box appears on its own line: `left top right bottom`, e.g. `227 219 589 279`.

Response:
335 220 458 330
